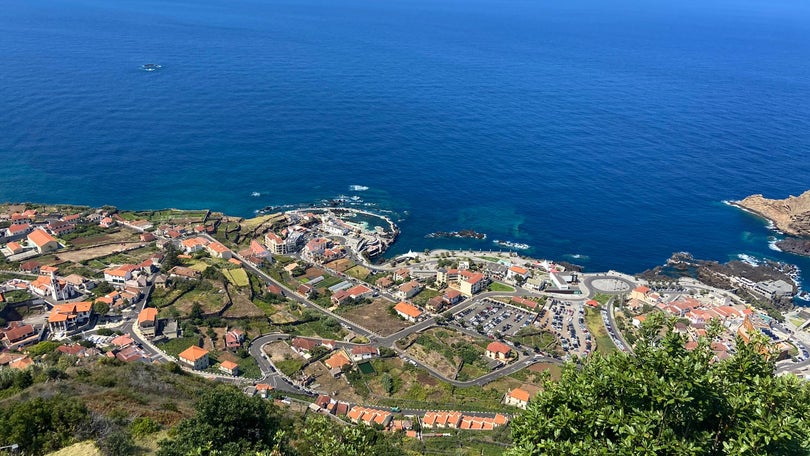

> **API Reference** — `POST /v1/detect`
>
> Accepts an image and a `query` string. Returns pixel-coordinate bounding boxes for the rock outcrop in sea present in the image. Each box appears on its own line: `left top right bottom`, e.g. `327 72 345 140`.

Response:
733 190 810 237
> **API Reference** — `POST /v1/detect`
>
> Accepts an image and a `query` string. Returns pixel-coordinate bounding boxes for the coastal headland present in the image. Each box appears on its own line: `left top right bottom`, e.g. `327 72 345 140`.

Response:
731 189 810 258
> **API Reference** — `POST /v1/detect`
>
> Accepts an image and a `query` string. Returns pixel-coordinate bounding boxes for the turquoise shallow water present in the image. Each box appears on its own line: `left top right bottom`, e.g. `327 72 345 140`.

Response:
2 0 810 289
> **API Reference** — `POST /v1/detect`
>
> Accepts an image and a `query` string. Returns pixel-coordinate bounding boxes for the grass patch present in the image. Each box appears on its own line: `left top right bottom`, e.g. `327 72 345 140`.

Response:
477 256 502 262
222 268 249 287
487 282 515 292
275 359 304 377
412 288 441 306
156 336 200 358
584 307 617 354
345 265 371 280
592 293 613 305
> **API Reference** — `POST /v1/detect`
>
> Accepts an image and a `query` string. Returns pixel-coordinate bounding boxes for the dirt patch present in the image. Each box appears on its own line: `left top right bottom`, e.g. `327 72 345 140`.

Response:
406 344 458 379
326 258 354 272
59 242 147 263
303 362 363 403
222 293 265 318
338 298 410 336
263 340 299 363
416 371 439 387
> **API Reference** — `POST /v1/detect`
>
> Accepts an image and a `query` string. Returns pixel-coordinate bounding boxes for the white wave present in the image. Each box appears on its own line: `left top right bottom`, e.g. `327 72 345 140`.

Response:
251 192 261 197
768 240 783 252
737 254 760 266
349 185 369 191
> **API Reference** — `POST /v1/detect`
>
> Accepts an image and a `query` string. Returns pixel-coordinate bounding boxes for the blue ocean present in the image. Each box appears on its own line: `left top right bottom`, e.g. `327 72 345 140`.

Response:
2 0 810 287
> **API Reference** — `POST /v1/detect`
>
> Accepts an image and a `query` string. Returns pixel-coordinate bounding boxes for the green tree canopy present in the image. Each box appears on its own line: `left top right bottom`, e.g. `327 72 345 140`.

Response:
508 314 810 455
157 385 281 456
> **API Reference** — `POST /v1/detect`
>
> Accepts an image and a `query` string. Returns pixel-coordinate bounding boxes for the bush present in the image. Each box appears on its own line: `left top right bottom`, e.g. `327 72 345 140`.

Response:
131 416 162 438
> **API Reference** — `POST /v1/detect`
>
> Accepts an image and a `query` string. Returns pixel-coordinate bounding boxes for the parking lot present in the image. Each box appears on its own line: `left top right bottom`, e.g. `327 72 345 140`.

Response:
535 299 592 357
453 298 537 338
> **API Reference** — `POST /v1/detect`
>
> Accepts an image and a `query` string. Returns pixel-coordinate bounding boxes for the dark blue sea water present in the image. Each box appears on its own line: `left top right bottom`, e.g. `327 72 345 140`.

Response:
3 0 810 287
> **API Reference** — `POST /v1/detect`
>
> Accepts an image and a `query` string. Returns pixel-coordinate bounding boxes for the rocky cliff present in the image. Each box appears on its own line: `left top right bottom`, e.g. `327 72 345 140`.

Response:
733 190 810 238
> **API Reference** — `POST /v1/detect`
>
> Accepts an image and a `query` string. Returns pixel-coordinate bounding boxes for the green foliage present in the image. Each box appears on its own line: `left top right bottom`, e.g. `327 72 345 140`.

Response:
92 281 115 297
508 314 810 455
93 300 110 316
98 429 136 456
381 373 394 395
295 414 406 456
130 416 162 438
26 340 61 357
157 385 281 456
0 395 90 455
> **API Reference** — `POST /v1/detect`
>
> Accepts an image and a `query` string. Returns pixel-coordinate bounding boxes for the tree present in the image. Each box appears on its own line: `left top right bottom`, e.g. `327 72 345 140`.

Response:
93 300 110 317
508 313 810 456
157 385 281 456
381 373 394 396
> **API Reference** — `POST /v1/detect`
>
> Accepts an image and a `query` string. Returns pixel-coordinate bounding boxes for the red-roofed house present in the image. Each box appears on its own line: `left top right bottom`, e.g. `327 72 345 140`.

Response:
48 301 92 333
393 301 423 322
179 345 209 370
396 280 423 300
350 345 379 361
138 307 159 337
206 241 232 259
2 324 37 350
324 350 351 375
27 229 59 253
504 388 531 409
219 360 239 376
486 341 513 361
225 329 245 350
507 265 529 281
631 286 651 301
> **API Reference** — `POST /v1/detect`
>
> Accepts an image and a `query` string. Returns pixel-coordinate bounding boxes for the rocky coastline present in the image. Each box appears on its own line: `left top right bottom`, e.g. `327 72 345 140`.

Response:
732 190 810 238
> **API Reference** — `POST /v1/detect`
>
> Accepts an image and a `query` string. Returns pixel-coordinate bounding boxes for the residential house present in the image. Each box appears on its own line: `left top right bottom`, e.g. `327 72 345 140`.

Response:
442 289 462 305
27 229 59 254
99 217 116 228
324 349 352 376
376 276 394 289
255 383 274 398
225 329 245 351
137 307 159 337
506 265 529 281
297 283 315 298
2 324 37 350
630 285 651 302
425 295 445 313
504 388 531 409
219 360 239 376
178 345 210 370
181 237 209 254
393 301 423 322
421 411 463 429
632 315 647 328
5 241 24 255
206 241 232 259
486 341 513 361
330 289 351 306
349 345 379 361
347 406 393 428
393 268 411 282
346 284 373 301
6 223 32 237
48 301 93 333
103 264 138 284
291 337 321 358
396 280 422 300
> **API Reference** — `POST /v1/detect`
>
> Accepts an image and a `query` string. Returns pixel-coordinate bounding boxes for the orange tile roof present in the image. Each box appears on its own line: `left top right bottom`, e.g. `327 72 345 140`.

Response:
27 229 57 247
325 350 351 370
487 341 512 354
509 388 531 402
394 301 422 318
633 285 650 293
208 242 230 253
220 360 238 370
40 265 59 274
509 265 528 275
179 345 209 362
255 383 273 391
6 241 23 252
137 307 158 324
